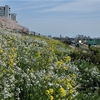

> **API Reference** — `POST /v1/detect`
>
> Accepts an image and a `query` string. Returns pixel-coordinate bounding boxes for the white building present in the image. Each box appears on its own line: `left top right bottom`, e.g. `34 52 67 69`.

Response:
11 13 17 21
0 5 17 21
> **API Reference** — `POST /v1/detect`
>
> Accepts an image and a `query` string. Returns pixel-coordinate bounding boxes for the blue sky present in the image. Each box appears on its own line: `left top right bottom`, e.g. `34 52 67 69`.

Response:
0 0 100 38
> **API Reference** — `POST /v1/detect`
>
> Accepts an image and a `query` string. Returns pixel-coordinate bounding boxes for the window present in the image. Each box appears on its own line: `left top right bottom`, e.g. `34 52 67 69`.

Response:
0 7 4 10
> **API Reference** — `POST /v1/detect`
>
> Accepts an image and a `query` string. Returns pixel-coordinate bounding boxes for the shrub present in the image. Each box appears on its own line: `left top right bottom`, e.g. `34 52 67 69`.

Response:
70 47 100 65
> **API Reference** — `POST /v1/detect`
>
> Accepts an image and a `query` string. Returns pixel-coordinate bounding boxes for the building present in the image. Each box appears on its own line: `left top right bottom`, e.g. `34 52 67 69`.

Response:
0 5 11 18
11 13 17 21
48 35 52 38
88 39 100 45
0 5 16 21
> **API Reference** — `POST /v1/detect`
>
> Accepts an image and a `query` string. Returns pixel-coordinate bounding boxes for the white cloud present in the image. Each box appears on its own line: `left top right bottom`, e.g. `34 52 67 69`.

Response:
39 0 100 13
13 1 55 11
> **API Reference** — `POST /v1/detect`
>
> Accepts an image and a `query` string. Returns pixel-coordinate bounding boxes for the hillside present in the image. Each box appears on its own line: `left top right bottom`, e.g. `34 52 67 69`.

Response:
0 17 29 34
0 30 100 100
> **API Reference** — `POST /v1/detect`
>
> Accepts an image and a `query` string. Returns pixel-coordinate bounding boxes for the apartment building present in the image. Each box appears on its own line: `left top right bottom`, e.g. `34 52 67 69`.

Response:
11 13 17 21
0 5 17 21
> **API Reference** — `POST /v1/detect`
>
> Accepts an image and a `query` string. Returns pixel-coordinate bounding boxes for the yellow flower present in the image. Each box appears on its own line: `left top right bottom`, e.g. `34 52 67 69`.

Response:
71 80 76 86
49 47 54 51
30 68 34 72
69 89 75 94
37 52 41 58
57 60 63 66
21 37 25 41
11 47 16 52
65 56 71 61
49 88 54 94
9 59 14 67
46 88 54 95
72 74 76 78
68 96 73 100
13 53 17 58
66 78 71 83
67 83 72 89
59 87 66 97
49 95 54 100
45 75 50 80
0 49 3 53
46 90 50 95
64 66 68 71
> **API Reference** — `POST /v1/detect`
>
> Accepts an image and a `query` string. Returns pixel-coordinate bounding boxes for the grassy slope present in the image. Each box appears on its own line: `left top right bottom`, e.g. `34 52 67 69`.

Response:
0 31 100 100
0 32 78 100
